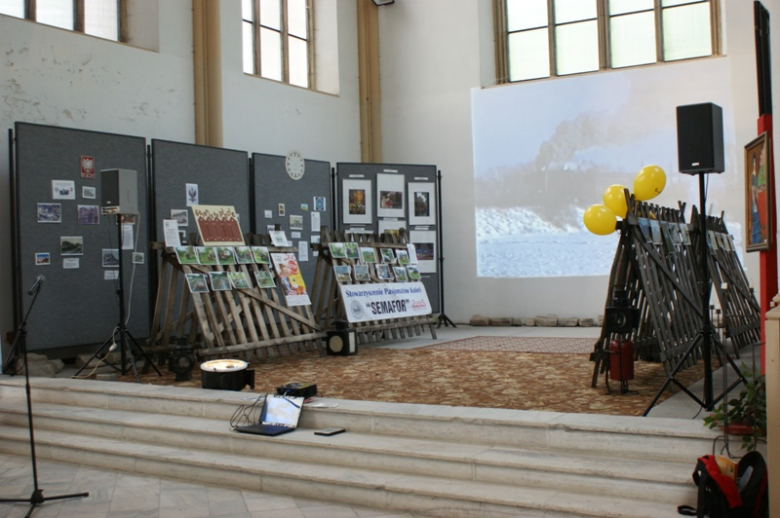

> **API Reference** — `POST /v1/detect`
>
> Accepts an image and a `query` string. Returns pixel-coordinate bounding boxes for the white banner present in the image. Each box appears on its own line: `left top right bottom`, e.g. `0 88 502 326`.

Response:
339 282 432 323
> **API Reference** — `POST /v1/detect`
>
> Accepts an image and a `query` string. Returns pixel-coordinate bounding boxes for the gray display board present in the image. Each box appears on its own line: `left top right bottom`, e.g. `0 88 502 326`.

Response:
13 122 150 351
151 140 251 244
336 163 441 314
252 153 332 290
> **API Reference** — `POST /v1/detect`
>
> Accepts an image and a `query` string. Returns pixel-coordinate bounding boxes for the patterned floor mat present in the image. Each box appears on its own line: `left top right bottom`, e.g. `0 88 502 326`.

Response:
423 336 595 354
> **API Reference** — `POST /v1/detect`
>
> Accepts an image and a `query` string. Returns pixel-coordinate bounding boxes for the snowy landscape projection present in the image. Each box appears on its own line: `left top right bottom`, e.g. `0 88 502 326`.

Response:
472 59 739 278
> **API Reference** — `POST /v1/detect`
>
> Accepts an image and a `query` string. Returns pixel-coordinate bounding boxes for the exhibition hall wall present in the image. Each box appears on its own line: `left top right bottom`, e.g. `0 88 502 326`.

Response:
379 0 780 322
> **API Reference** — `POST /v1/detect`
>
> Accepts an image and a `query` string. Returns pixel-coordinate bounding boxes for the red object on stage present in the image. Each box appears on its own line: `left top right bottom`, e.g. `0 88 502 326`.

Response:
757 114 776 376
609 339 634 381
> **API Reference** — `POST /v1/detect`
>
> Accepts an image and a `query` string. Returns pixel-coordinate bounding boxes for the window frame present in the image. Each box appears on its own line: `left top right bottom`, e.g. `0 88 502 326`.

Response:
243 0 315 90
496 0 721 84
1 0 126 42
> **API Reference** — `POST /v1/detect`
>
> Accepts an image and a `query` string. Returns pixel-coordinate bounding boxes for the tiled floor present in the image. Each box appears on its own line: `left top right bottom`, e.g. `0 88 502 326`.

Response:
0 324 759 517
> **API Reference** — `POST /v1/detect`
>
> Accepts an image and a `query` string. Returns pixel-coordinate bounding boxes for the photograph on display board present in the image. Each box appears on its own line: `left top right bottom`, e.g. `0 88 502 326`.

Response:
745 132 772 251
196 246 218 265
393 266 409 282
235 246 254 264
271 252 311 306
377 173 405 218
410 230 437 274
376 263 392 280
314 196 326 211
378 219 406 237
185 273 209 293
228 271 251 289
329 242 347 259
192 205 244 246
209 271 232 291
171 209 189 226
354 264 371 282
396 249 410 266
269 230 290 247
35 253 51 266
409 182 436 226
406 264 421 280
216 246 236 265
102 249 120 268
254 269 276 288
360 247 377 263
333 265 352 284
52 180 75 200
342 179 372 224
251 246 271 264
60 236 83 256
77 205 100 225
82 186 96 199
38 203 62 223
380 248 396 263
174 246 199 265
290 214 304 230
344 242 360 260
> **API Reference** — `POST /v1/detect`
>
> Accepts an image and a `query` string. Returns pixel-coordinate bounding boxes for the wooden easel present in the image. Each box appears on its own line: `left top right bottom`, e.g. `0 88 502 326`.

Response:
309 227 436 344
148 237 325 362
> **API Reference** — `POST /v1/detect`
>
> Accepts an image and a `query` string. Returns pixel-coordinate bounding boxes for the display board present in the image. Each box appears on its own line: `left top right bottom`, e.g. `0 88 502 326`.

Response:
336 163 440 314
252 153 332 291
12 122 149 351
151 140 251 245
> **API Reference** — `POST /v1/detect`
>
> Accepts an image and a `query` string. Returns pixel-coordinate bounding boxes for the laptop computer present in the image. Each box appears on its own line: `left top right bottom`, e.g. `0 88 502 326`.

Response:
233 394 304 437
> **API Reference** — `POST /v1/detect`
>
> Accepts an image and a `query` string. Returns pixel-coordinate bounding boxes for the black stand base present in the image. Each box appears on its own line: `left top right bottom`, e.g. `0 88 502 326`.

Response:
437 313 456 328
0 488 90 518
73 325 161 381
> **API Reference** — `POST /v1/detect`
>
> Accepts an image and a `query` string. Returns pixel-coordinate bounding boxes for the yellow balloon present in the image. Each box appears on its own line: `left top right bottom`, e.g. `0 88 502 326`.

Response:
583 204 617 235
633 165 666 201
602 184 628 218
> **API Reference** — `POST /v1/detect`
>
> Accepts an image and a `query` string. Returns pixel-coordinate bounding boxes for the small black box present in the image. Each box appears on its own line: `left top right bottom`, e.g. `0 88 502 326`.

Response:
276 382 317 398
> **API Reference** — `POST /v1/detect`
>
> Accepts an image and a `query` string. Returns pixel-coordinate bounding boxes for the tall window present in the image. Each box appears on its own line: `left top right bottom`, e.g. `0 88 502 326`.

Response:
242 0 313 89
498 0 719 83
0 0 122 41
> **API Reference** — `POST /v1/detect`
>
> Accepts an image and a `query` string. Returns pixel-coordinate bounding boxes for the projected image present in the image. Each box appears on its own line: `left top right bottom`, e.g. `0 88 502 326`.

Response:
472 59 740 278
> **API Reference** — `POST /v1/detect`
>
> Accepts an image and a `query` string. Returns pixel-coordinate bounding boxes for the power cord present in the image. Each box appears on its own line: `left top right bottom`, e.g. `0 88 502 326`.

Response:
229 393 267 429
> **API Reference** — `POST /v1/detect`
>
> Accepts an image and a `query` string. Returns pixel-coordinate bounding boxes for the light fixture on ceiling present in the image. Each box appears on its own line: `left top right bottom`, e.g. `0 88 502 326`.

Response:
372 0 395 6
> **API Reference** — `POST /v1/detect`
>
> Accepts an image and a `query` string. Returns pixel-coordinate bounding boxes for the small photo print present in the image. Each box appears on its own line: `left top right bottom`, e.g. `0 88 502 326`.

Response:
60 236 84 256
375 263 392 280
251 246 271 264
396 249 410 266
300 203 309 212
380 248 396 264
360 247 377 263
393 266 409 282
102 248 120 268
278 203 286 216
35 252 51 266
37 203 62 223
329 242 347 259
52 180 76 200
196 246 217 265
235 246 254 264
416 242 435 261
132 252 144 264
379 190 403 209
269 230 289 247
333 265 352 284
186 183 199 206
348 189 366 215
344 242 360 260
82 186 96 199
354 264 371 282
414 191 430 217
314 196 326 211
216 246 236 265
406 264 421 280
254 270 276 289
228 271 251 289
174 246 199 265
209 271 232 291
77 205 100 225
171 209 189 226
289 214 304 230
185 273 210 293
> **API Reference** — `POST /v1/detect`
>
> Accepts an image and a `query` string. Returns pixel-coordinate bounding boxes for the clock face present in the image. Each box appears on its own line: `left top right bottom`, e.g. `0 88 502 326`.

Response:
285 151 305 180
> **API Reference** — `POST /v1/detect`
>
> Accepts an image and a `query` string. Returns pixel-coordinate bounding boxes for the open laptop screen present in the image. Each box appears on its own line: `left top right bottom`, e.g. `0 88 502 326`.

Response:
261 395 303 427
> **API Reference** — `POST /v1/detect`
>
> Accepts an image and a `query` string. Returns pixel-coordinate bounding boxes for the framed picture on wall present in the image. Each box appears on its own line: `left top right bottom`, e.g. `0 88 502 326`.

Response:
745 132 772 252
342 179 372 225
377 173 405 218
408 182 435 226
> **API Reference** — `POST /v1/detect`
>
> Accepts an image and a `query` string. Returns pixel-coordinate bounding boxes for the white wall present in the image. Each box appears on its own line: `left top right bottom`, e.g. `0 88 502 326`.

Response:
378 0 780 323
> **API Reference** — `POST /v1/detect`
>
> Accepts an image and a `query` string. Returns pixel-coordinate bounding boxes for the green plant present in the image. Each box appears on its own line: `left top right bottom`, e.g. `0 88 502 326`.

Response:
703 364 767 451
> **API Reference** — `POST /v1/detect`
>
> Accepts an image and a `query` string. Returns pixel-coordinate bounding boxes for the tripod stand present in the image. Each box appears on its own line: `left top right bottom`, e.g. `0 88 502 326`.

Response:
0 279 89 516
643 172 745 416
435 170 455 328
74 214 161 381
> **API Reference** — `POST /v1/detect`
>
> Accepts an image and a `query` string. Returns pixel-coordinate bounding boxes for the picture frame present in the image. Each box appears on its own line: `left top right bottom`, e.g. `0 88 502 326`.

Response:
377 173 405 218
745 132 772 252
408 182 436 226
342 179 372 225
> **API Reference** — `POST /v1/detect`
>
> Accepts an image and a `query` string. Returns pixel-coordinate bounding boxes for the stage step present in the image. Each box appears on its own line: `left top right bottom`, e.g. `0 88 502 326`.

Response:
0 376 716 517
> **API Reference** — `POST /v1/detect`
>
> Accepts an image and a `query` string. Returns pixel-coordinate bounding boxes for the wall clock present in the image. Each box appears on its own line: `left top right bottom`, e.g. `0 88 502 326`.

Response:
285 150 305 180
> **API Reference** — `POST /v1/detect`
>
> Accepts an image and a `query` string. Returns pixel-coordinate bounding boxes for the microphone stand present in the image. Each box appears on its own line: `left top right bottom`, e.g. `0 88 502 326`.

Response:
0 281 89 517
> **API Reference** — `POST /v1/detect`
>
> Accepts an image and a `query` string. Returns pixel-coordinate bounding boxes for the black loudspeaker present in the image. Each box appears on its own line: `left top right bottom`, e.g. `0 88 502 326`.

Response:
326 328 357 356
101 168 138 214
676 103 725 174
